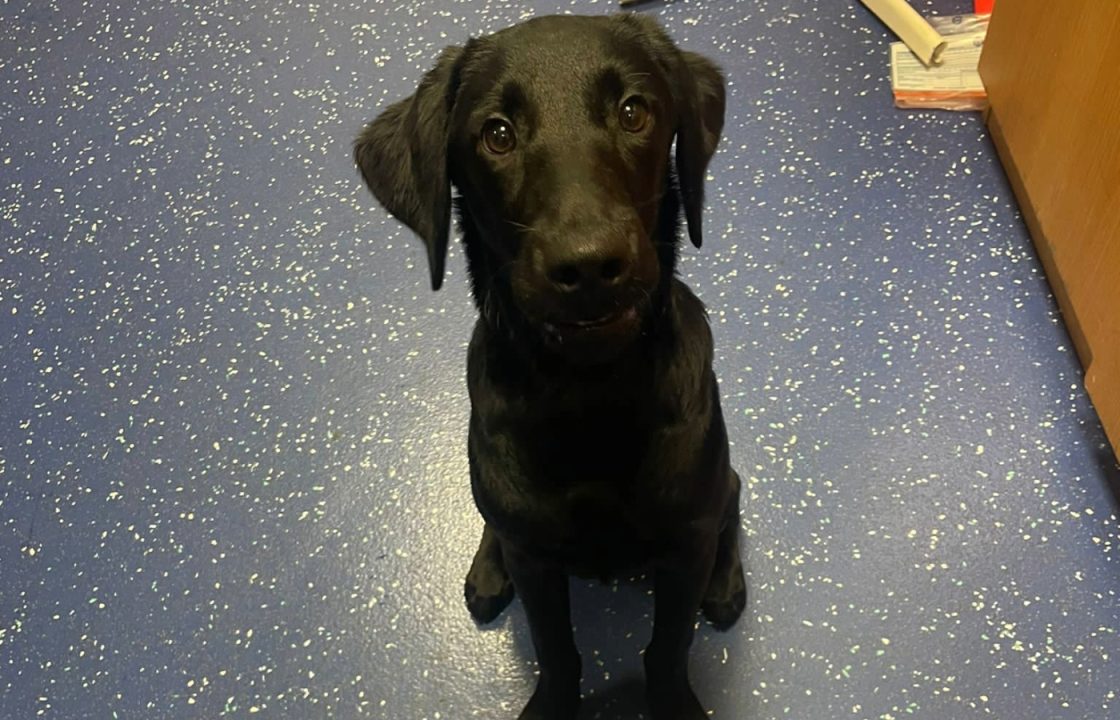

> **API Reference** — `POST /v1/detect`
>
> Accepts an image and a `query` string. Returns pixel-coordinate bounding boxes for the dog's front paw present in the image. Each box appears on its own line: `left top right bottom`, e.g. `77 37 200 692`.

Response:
464 562 515 624
517 678 580 720
645 648 708 720
647 683 707 720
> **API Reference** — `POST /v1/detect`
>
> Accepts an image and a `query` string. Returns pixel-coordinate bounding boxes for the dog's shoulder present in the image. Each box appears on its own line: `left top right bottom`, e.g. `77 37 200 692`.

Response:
649 279 715 421
466 319 515 421
666 278 712 352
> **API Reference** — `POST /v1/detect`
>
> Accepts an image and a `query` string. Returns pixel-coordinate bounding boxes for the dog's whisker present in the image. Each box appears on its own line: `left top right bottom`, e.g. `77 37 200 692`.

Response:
635 189 666 209
506 220 539 234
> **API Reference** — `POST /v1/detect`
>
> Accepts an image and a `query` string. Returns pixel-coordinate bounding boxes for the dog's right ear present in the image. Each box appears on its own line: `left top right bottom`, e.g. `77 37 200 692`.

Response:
354 46 463 291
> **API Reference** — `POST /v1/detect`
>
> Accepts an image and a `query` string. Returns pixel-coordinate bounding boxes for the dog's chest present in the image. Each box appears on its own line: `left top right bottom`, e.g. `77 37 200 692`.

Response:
522 417 661 570
523 475 649 577
535 414 647 480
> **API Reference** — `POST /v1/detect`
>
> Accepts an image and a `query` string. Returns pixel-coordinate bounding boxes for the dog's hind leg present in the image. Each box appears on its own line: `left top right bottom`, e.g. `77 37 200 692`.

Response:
701 469 747 630
465 523 515 623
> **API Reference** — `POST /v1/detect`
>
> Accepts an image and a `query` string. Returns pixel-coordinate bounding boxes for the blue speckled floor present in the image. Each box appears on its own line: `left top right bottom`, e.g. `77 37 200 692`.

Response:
2 0 1118 718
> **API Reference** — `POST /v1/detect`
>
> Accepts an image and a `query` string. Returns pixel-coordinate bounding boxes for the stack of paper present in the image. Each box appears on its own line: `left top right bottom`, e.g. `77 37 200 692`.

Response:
890 14 989 110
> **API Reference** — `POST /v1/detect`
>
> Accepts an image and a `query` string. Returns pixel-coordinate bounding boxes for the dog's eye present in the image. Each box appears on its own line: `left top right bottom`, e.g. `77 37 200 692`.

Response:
482 118 516 155
619 96 650 133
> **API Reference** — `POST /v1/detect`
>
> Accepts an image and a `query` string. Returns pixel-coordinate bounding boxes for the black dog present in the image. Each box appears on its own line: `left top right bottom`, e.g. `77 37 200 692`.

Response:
355 14 745 720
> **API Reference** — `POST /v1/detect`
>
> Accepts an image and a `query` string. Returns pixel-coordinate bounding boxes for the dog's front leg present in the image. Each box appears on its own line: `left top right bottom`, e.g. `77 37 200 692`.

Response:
645 537 719 720
502 543 581 720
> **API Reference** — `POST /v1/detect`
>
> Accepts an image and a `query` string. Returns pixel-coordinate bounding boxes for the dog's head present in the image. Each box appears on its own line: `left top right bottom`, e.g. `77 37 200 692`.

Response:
355 14 724 364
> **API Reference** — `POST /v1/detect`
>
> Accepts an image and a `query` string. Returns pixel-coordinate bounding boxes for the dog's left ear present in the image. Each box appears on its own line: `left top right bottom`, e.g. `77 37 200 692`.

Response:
354 46 463 290
673 51 726 249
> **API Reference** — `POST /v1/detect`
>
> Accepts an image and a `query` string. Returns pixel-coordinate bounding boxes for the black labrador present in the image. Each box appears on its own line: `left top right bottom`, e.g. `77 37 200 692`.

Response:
354 14 745 720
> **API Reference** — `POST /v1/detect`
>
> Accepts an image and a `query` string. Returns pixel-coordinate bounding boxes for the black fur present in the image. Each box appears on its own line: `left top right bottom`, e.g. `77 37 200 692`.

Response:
355 14 744 720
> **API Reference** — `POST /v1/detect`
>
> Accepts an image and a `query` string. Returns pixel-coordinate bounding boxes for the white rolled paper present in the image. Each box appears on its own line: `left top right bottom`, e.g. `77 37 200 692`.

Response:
861 0 948 67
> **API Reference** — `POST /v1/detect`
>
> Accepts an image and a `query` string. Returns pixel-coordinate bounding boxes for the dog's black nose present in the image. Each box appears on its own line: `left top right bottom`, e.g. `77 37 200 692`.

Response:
545 243 633 293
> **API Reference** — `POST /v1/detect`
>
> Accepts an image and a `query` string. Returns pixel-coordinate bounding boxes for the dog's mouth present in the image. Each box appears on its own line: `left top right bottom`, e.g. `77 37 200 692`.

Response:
545 306 637 333
541 305 642 363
